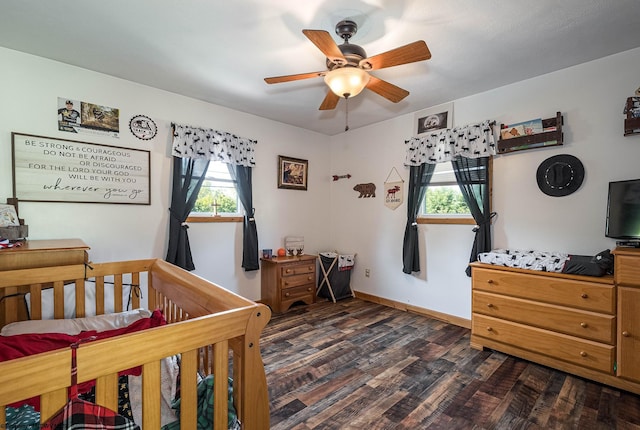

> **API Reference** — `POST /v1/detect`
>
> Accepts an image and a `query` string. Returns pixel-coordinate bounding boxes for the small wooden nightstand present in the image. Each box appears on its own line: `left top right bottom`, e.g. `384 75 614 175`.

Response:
261 254 316 313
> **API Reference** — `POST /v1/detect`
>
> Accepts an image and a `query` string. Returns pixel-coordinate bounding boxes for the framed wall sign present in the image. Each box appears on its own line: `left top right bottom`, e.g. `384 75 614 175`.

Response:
277 155 308 190
11 132 151 205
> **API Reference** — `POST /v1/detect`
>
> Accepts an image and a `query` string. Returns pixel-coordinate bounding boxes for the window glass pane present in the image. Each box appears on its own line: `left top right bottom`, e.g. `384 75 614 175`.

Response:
421 161 470 215
424 185 470 215
191 161 239 214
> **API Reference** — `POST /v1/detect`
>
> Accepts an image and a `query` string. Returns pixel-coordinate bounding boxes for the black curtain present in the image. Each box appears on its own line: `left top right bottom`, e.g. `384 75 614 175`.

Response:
227 163 259 271
402 163 436 274
165 156 210 271
452 156 495 276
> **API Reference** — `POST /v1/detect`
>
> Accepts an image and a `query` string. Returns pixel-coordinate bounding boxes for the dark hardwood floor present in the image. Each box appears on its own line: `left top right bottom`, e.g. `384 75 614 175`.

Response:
260 298 640 429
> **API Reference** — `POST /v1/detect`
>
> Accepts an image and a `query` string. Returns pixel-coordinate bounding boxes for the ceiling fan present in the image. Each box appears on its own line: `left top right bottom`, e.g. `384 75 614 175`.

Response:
264 20 432 111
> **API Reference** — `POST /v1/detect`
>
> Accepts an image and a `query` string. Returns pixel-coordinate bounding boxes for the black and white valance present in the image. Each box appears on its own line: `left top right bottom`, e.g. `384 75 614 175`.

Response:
404 120 496 166
171 123 256 166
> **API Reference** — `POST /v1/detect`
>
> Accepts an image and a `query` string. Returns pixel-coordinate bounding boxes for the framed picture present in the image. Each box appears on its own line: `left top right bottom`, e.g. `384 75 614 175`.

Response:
414 102 453 136
278 155 308 190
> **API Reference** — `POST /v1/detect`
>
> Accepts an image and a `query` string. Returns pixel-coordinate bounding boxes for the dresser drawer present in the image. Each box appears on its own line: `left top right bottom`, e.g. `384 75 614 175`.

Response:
615 255 640 287
281 284 314 302
473 268 615 313
281 272 315 289
280 262 315 277
472 314 614 373
473 291 615 344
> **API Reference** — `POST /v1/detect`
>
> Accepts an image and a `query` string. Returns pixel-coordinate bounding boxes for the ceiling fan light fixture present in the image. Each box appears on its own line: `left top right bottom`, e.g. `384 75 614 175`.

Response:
324 67 370 98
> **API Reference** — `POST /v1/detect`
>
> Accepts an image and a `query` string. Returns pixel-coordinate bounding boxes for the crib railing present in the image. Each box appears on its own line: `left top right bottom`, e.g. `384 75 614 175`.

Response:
0 259 271 429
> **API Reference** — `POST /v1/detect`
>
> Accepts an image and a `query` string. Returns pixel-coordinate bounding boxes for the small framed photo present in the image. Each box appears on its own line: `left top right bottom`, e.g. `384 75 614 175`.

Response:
278 155 308 190
414 102 453 136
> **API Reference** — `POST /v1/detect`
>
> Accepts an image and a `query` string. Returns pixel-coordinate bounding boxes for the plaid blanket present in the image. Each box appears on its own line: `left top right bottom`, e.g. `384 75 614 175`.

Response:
44 398 140 430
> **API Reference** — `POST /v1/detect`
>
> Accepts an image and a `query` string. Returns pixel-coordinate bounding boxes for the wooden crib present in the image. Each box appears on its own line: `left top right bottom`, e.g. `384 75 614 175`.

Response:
0 258 271 429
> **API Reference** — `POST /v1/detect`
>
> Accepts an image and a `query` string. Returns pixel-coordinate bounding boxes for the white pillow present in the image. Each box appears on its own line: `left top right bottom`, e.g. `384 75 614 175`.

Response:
0 308 152 336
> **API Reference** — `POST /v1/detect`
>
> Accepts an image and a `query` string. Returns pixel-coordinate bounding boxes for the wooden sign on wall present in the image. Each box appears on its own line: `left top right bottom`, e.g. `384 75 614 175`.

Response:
11 132 150 205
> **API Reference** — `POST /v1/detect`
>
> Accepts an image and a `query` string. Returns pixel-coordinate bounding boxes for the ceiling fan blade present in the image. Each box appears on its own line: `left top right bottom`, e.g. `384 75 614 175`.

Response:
302 29 346 64
264 71 326 84
360 40 431 70
319 90 339 110
366 76 410 103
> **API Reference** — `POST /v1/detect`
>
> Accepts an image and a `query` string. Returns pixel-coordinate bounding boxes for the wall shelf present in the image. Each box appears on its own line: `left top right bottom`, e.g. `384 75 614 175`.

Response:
497 112 563 154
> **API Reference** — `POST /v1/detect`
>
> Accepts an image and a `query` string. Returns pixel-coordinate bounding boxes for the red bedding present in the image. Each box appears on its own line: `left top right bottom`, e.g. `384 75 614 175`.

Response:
0 309 166 410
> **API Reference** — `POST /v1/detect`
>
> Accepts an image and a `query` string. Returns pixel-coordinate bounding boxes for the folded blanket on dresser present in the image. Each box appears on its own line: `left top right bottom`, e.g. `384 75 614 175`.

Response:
477 248 613 277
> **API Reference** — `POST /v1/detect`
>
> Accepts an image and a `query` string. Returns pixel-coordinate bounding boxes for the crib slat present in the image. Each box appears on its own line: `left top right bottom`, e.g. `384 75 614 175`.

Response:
29 283 43 320
96 276 105 315
114 274 123 313
131 272 140 309
95 373 119 412
1 287 19 325
75 277 86 318
40 388 68 423
142 360 161 429
53 280 65 319
180 349 198 430
214 340 229 430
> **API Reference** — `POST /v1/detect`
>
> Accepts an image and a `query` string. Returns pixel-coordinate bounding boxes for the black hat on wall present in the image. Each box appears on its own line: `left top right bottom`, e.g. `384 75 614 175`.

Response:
536 154 585 197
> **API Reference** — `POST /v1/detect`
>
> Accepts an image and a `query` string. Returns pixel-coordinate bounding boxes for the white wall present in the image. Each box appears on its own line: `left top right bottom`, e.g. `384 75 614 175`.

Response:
330 47 640 319
0 47 332 301
3 46 640 320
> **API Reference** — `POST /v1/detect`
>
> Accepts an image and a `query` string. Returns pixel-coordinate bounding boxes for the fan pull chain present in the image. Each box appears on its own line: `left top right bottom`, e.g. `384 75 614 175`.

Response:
344 94 350 132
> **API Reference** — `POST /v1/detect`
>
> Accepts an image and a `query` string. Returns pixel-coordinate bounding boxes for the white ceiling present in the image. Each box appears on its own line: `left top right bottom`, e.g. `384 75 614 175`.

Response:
2 0 640 136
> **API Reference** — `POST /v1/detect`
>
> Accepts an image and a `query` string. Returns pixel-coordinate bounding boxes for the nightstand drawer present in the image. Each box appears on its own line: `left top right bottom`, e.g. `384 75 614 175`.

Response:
472 291 615 344
280 263 315 277
281 273 315 289
281 284 314 301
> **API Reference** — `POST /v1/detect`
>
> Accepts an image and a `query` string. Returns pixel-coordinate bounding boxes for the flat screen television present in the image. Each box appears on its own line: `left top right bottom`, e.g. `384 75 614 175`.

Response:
605 179 640 242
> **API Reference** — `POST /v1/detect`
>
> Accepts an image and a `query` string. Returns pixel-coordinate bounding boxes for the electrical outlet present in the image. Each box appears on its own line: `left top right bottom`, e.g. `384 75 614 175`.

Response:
365 268 370 277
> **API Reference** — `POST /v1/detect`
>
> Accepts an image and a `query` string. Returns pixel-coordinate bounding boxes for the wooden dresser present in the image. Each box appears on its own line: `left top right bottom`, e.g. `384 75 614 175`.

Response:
471 247 640 395
261 254 316 313
0 239 89 271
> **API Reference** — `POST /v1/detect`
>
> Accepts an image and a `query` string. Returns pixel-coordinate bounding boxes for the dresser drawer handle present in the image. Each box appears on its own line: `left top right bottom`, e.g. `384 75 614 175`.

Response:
581 293 588 299
307 287 312 292
486 327 493 332
285 292 290 297
308 266 314 270
580 351 588 357
487 303 494 308
286 269 292 273
308 276 313 281
622 331 630 337
487 280 494 285
580 322 588 328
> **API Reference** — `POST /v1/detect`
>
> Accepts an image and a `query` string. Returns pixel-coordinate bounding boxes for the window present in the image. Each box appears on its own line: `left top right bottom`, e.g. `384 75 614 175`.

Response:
188 161 242 222
418 158 491 225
